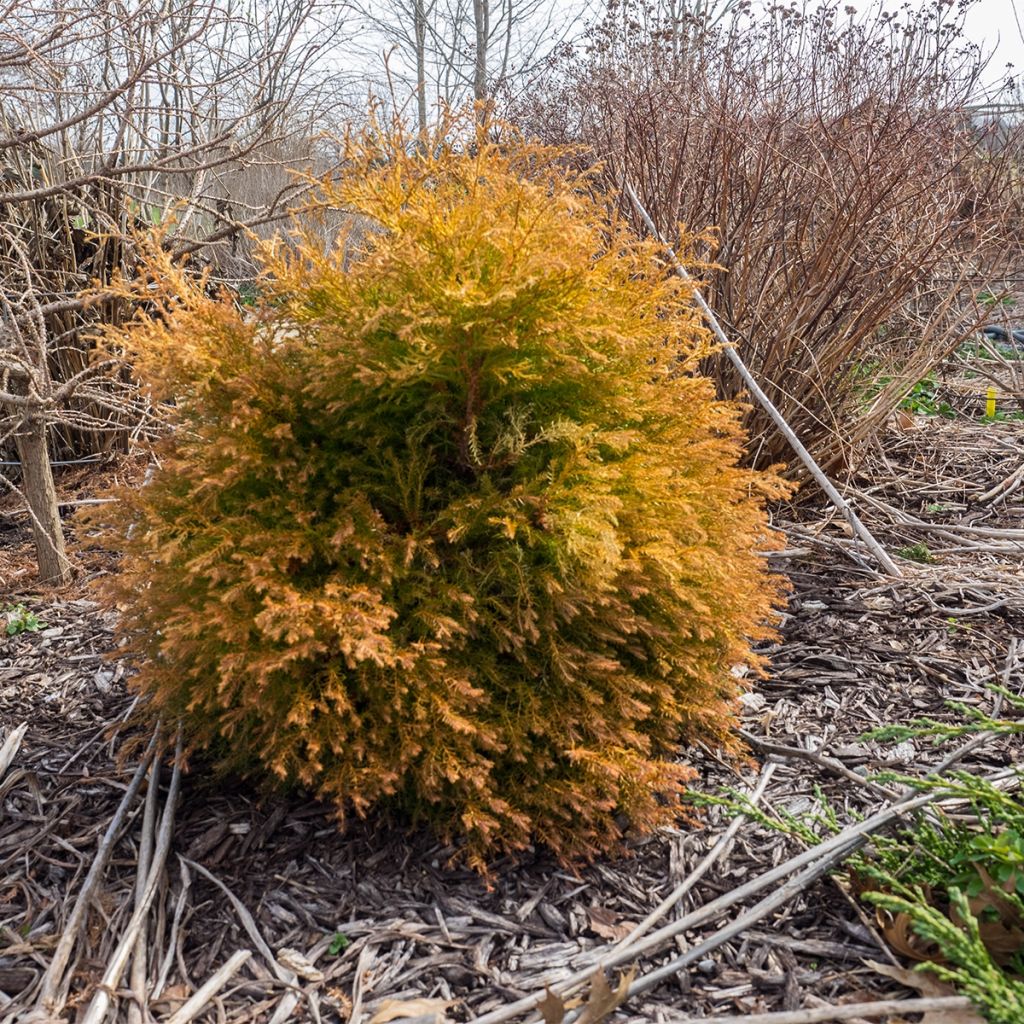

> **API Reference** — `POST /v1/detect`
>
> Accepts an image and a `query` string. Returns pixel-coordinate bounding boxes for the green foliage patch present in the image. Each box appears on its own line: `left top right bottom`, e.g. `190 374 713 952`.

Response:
2 604 43 636
719 693 1024 1022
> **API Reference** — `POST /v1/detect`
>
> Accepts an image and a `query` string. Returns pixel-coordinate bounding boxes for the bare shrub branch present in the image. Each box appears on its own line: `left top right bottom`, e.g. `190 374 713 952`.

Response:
513 0 1024 474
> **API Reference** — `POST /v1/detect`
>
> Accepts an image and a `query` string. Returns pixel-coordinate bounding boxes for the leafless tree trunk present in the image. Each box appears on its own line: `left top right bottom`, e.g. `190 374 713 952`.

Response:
13 415 69 584
351 0 581 118
415 0 429 134
0 277 78 585
473 0 489 106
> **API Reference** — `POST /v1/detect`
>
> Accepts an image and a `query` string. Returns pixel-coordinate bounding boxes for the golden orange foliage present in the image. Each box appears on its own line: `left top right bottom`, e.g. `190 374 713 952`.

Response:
87 114 788 867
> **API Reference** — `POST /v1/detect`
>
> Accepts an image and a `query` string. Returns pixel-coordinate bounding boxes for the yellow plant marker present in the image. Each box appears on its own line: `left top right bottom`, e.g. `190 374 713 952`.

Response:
986 387 997 418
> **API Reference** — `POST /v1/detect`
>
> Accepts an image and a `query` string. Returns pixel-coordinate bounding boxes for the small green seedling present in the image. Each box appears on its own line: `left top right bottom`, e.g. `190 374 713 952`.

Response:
327 932 349 955
897 543 934 564
977 289 1015 309
3 604 43 636
236 282 260 307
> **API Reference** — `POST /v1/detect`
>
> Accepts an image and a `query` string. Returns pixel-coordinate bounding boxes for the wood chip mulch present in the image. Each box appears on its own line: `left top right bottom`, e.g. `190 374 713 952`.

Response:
1 417 1022 1023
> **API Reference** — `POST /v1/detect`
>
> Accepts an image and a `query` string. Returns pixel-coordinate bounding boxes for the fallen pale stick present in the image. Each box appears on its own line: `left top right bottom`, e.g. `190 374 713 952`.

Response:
34 726 160 1018
178 857 307 1024
739 730 898 800
624 182 901 578
348 942 378 1024
129 755 161 1024
662 995 976 1024
471 785 941 1024
604 829 902 1009
611 763 776 956
478 767 1019 1024
164 950 252 1024
152 859 192 1000
858 491 1024 543
79 729 183 1024
978 458 1024 503
0 723 27 784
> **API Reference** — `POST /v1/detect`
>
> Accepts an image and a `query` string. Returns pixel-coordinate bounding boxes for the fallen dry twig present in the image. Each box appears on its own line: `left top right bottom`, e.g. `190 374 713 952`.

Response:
664 995 976 1023
32 726 160 1020
79 727 183 1024
164 949 253 1024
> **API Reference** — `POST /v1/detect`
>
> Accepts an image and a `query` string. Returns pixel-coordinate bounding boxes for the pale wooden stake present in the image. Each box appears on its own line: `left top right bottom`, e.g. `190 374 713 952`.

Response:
624 182 901 578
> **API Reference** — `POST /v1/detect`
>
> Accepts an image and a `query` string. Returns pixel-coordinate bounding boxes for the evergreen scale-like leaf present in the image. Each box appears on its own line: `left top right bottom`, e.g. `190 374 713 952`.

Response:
87 114 788 867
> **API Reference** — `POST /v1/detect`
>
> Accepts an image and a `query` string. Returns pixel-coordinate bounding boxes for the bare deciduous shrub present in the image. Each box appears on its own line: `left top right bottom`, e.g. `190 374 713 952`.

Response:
0 0 346 580
514 0 1024 473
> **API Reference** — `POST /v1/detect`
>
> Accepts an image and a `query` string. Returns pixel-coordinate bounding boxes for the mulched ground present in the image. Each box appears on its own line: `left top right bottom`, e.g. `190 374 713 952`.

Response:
1 415 1022 1023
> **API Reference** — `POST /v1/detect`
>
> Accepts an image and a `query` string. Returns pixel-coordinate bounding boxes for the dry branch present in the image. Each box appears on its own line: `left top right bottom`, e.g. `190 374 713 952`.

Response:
663 996 976 1024
179 856 306 1023
79 730 182 1024
0 0 350 582
472 783 960 1024
611 763 776 955
33 726 160 1019
0 723 27 784
164 950 253 1024
624 182 901 578
128 755 161 1024
516 1 1024 472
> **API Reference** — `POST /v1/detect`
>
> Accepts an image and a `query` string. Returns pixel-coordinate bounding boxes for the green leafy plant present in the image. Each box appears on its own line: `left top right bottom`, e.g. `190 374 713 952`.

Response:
87 113 788 867
852 366 956 419
720 776 1024 1022
235 282 260 307
981 410 1024 424
719 694 1024 1022
866 688 1024 746
900 374 956 419
850 697 1024 1020
958 339 1024 363
867 887 1024 1024
327 933 349 955
854 773 1024 904
3 604 43 636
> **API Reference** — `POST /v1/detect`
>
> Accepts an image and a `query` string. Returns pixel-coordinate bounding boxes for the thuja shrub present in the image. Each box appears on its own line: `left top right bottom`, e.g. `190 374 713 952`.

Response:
90 116 787 866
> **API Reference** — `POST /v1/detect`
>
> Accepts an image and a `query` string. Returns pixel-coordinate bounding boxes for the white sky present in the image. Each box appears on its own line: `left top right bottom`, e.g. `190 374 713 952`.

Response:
350 1 1024 104
963 0 1024 87
751 1 1024 98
